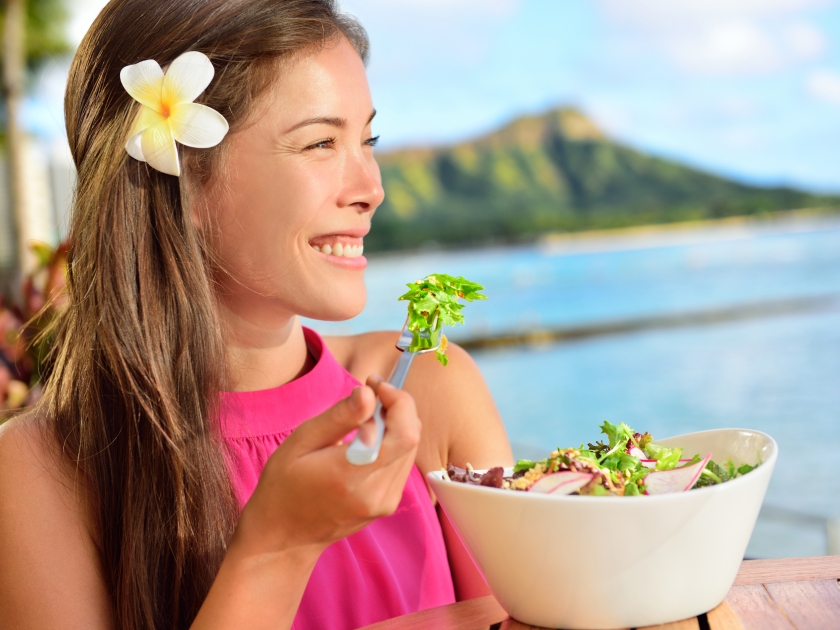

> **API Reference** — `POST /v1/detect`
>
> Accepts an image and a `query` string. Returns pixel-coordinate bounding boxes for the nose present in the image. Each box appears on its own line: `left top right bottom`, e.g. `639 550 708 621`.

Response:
338 148 385 214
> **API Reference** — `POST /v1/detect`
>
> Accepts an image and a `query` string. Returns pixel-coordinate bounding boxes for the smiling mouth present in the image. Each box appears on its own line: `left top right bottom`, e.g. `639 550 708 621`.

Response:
309 235 365 259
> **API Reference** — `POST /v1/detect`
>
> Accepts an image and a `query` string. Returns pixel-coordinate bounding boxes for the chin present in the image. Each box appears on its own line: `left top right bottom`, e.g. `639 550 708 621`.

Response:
303 288 366 323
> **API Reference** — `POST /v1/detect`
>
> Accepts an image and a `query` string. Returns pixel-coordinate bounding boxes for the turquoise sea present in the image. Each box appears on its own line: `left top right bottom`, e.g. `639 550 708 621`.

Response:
308 216 840 558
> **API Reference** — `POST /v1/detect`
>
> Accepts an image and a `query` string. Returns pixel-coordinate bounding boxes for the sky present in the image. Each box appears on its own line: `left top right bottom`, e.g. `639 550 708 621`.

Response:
24 0 840 193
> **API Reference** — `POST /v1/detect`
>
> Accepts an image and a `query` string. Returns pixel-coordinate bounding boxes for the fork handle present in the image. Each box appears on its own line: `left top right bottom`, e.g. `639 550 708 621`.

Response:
345 351 416 466
389 350 415 389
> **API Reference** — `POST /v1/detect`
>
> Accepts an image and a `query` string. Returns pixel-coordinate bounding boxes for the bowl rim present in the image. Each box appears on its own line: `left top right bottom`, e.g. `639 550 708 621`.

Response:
427 427 778 503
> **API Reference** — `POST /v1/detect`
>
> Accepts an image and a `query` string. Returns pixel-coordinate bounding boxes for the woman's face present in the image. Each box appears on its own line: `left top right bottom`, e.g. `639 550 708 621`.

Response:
203 37 383 327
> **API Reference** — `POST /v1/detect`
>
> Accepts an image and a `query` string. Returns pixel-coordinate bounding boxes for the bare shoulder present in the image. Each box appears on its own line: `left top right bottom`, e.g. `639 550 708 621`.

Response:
0 413 112 628
0 413 80 519
322 330 402 384
323 333 513 477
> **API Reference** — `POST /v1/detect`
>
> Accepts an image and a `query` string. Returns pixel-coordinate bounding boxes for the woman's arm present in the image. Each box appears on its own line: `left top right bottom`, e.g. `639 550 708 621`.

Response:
0 416 114 628
402 342 514 600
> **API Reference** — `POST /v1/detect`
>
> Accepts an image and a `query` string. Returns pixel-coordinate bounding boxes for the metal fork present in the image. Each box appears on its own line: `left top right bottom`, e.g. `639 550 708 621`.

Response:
345 317 442 465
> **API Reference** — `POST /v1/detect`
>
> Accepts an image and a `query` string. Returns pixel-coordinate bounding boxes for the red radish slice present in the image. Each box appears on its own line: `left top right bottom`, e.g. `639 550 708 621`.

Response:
529 471 595 495
644 453 712 495
627 446 654 467
628 446 658 469
640 458 697 470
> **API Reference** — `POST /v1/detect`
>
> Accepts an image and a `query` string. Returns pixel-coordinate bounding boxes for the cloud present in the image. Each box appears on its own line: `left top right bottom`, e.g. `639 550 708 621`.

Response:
599 0 830 27
806 69 840 105
598 0 830 76
784 22 828 59
671 21 782 75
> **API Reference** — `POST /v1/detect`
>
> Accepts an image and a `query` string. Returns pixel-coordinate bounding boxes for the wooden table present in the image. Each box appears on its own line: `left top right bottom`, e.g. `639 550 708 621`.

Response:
362 556 840 630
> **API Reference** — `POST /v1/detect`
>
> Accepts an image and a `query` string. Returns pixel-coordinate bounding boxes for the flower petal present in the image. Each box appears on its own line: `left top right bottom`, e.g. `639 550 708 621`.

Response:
125 130 146 162
162 51 215 106
129 105 167 136
141 120 180 176
169 102 229 148
120 60 165 113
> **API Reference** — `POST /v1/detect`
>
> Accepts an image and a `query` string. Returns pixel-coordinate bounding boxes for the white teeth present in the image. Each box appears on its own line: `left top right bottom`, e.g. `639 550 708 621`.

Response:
310 242 364 257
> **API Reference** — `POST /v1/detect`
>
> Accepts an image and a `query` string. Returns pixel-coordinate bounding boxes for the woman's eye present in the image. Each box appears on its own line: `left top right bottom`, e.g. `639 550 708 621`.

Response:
305 137 336 150
364 135 380 148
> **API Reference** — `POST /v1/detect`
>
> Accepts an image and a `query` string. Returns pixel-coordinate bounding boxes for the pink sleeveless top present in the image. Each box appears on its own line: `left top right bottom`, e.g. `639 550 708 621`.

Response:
219 327 456 630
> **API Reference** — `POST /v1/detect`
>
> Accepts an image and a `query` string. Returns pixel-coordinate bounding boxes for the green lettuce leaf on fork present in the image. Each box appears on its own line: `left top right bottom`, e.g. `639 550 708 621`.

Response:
398 274 487 365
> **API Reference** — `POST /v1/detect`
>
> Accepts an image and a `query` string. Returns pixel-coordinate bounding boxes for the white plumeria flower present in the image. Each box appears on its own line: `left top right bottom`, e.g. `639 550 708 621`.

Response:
120 51 229 177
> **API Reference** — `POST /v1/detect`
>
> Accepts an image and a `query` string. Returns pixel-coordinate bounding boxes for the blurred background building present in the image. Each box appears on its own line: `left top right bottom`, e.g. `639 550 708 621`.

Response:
2 0 839 557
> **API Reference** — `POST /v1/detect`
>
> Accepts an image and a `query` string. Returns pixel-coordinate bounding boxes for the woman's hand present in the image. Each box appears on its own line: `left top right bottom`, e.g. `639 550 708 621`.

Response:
233 375 421 557
192 377 421 630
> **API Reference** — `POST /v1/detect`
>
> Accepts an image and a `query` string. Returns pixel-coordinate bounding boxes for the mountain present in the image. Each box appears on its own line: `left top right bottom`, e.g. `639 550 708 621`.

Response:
366 107 839 252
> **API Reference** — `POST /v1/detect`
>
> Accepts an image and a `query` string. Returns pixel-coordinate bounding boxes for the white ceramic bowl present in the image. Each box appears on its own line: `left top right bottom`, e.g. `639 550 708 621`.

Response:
428 428 777 629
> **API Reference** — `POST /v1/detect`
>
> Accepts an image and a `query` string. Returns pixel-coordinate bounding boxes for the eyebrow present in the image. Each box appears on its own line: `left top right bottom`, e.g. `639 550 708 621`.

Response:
285 109 376 134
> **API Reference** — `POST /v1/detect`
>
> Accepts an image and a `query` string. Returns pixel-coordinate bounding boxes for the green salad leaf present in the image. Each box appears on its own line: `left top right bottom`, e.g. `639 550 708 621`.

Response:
513 459 538 473
600 420 636 448
645 442 684 471
398 274 487 365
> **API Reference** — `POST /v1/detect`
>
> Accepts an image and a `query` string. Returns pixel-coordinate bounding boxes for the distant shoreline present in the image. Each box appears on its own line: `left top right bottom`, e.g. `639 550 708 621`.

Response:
367 207 840 259
457 293 840 351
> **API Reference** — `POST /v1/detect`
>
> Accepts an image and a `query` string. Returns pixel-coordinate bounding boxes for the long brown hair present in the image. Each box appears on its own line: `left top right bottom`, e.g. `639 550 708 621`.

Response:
40 1 368 627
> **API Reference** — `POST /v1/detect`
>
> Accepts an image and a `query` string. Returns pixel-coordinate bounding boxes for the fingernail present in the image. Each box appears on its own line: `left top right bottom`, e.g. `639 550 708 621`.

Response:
369 374 384 384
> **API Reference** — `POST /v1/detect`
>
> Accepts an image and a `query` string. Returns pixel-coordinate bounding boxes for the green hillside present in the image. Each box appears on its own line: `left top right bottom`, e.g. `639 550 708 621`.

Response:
367 107 839 252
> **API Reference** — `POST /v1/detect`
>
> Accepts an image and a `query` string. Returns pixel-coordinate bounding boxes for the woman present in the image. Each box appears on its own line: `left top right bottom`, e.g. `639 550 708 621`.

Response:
0 1 512 628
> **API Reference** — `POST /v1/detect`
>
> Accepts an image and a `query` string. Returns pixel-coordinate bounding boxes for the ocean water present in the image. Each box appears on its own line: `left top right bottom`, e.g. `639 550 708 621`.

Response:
307 216 840 558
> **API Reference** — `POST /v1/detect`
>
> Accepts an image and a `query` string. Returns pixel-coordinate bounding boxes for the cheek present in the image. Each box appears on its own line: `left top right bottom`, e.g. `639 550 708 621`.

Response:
209 156 340 289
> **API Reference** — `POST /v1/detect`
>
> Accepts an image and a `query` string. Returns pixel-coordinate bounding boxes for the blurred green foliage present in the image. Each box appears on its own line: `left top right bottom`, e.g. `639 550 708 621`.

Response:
368 108 840 252
0 0 71 71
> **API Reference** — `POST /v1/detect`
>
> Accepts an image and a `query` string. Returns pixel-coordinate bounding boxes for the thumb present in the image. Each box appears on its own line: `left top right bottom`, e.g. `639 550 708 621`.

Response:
285 385 376 454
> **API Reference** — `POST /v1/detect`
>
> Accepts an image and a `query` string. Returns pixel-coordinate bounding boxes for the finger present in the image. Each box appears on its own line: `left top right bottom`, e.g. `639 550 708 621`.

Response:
375 386 422 462
355 376 386 447
369 442 420 516
365 374 384 394
286 385 376 454
356 416 378 446
354 376 394 447
375 381 409 413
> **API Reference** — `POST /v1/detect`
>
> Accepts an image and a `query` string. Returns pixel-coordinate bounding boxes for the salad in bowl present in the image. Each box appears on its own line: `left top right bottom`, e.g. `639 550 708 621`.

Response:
429 425 777 629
